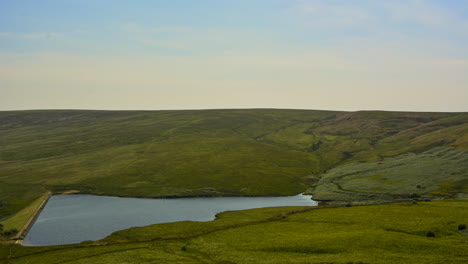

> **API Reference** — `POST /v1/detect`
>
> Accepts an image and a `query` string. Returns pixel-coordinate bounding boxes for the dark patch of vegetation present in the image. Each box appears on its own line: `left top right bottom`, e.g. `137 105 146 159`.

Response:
308 140 323 152
1 228 18 237
426 231 436 237
458 224 466 230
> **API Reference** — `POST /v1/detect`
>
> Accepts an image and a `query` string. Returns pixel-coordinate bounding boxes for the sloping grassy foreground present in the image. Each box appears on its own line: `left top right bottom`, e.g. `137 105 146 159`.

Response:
1 109 468 222
1 201 467 263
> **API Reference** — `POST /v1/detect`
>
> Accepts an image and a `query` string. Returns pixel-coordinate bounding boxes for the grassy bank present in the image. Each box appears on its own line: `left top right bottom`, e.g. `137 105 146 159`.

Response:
0 192 50 232
0 192 51 243
1 200 467 263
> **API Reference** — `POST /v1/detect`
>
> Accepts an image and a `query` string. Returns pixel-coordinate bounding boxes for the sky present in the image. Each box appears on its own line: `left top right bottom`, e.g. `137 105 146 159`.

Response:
1 0 467 112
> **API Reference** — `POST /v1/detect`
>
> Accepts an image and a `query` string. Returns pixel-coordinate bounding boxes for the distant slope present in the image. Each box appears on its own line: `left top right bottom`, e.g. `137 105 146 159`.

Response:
1 109 468 218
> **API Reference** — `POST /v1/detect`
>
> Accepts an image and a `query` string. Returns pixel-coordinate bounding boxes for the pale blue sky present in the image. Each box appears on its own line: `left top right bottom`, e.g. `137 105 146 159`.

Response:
1 0 467 111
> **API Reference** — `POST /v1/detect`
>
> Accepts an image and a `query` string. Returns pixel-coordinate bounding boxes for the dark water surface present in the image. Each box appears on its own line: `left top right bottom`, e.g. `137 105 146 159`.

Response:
23 194 317 246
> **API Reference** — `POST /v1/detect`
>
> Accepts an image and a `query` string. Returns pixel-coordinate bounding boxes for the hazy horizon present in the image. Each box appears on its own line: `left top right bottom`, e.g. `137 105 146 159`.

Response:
1 0 467 112
2 108 468 114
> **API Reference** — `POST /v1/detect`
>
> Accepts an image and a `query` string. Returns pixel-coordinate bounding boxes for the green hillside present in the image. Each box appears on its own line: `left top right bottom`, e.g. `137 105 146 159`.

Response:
1 109 468 220
313 147 468 204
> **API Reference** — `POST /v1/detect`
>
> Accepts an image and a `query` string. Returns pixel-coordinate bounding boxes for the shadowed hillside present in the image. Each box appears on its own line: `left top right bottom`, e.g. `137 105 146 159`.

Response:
1 109 467 219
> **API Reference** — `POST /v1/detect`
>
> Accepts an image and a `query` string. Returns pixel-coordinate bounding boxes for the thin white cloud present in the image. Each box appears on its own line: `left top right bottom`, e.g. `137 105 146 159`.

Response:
435 59 468 67
120 24 200 50
139 38 188 50
121 23 191 34
293 0 467 29
383 0 451 26
0 32 61 39
0 51 358 84
119 23 280 53
295 0 371 26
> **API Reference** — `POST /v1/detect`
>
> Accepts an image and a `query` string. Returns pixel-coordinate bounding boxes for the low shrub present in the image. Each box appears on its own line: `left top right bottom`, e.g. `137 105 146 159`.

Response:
2 228 18 237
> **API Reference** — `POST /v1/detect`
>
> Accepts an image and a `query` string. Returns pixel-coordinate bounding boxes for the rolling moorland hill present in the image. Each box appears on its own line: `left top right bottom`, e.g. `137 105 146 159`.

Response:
0 109 468 221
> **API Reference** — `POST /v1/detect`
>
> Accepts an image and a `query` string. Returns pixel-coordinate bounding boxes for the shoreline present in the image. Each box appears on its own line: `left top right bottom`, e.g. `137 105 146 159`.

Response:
17 191 316 246
57 191 315 200
17 191 450 246
22 192 318 247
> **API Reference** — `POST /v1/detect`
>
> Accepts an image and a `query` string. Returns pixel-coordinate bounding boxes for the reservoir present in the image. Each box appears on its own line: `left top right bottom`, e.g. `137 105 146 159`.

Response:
23 194 317 246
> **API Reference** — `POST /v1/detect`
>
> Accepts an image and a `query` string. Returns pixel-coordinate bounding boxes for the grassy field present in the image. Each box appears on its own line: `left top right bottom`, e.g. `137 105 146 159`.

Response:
1 109 467 221
0 200 467 263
